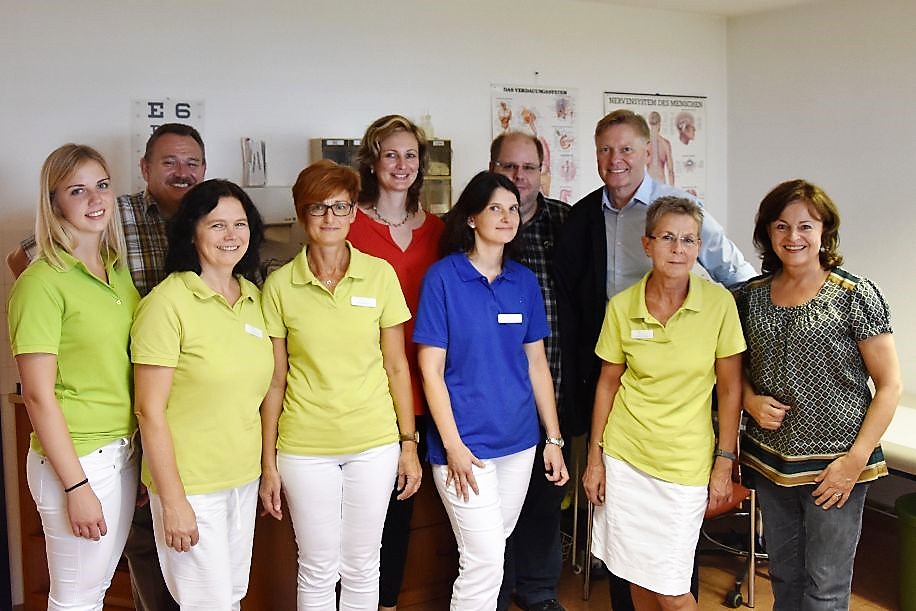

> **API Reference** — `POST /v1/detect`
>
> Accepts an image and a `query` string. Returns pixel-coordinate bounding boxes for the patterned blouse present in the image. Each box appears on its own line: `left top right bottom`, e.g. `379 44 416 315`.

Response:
734 267 893 487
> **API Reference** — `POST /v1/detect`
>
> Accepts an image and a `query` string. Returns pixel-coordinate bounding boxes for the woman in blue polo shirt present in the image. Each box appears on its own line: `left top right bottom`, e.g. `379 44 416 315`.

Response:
414 171 568 610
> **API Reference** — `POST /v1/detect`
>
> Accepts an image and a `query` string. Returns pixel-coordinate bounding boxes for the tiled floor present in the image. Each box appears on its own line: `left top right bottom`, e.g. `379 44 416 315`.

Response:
404 508 899 610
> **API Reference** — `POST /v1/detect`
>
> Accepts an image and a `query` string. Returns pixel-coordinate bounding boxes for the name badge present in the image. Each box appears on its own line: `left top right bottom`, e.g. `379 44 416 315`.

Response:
351 296 377 308
631 329 653 339
245 323 264 338
498 313 523 324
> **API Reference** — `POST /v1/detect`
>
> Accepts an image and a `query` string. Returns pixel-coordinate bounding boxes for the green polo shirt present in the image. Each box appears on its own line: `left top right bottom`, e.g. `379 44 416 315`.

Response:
130 272 273 495
261 243 410 456
8 251 140 456
595 272 746 486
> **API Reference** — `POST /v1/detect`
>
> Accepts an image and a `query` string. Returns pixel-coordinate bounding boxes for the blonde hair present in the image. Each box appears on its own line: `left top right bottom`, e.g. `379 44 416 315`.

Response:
35 144 127 270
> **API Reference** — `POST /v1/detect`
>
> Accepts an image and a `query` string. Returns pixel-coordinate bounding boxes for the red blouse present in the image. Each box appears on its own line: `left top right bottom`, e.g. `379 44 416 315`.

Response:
349 207 444 415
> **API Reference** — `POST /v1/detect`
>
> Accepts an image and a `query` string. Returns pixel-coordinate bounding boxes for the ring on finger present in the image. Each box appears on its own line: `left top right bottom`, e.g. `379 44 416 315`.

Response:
834 492 842 498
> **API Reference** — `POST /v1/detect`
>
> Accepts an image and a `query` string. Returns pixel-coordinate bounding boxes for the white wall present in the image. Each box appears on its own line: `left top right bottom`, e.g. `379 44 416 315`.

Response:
0 0 730 602
727 0 916 391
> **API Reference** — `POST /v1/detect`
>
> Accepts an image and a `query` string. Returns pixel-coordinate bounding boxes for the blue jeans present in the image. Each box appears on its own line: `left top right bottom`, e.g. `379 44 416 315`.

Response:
497 438 568 610
755 476 869 611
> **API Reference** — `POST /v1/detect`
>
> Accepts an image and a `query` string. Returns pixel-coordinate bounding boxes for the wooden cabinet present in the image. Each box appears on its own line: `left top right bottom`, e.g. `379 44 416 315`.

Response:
9 394 457 610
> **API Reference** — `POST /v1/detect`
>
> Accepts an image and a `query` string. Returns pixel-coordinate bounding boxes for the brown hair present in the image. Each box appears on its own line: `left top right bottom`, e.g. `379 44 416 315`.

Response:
356 115 427 214
490 131 544 166
753 179 843 273
440 171 523 263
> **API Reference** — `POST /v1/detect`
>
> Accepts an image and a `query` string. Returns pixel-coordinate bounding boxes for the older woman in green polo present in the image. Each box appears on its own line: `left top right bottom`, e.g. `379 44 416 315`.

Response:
582 196 745 611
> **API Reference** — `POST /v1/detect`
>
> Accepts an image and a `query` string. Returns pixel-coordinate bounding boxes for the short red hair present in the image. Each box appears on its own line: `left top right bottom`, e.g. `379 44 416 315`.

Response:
291 159 360 222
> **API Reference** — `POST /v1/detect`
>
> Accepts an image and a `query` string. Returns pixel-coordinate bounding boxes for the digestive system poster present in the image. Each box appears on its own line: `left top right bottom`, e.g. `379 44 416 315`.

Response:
492 84 579 204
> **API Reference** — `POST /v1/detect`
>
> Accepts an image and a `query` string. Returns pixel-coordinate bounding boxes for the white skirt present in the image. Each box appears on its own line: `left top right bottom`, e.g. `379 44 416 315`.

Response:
591 454 707 596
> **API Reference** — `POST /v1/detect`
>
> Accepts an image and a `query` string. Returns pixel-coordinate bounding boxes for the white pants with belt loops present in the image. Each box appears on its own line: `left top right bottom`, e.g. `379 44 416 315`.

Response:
278 442 400 610
433 446 536 611
27 436 138 611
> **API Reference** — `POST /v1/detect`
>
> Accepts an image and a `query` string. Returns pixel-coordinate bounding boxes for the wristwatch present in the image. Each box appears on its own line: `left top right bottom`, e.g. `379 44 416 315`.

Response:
714 448 737 461
545 436 565 449
399 431 419 443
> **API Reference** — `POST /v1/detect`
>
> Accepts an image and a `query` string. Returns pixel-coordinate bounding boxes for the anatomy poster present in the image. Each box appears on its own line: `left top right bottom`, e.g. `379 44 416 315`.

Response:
603 92 706 201
491 84 579 203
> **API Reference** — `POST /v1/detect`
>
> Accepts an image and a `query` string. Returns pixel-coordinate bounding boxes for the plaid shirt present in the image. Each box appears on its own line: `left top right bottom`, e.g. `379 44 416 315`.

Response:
517 195 570 410
23 190 168 297
116 191 169 296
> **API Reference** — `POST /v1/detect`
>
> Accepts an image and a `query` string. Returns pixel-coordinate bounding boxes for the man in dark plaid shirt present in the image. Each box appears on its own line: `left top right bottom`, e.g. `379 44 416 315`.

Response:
491 132 570 611
7 124 206 611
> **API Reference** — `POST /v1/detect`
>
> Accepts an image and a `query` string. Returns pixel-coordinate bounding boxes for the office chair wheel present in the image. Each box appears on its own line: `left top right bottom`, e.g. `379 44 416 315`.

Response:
724 589 743 608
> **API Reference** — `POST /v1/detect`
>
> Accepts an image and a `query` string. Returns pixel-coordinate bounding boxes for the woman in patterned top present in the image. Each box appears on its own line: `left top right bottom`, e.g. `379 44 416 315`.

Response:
735 179 901 610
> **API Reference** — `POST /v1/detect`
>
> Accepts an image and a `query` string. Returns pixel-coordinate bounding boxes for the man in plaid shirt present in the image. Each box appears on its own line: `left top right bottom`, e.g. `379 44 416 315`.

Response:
7 123 206 611
491 132 570 611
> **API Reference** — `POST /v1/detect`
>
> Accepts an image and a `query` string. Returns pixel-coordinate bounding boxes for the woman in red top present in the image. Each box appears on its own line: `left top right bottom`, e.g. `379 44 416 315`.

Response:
349 114 444 611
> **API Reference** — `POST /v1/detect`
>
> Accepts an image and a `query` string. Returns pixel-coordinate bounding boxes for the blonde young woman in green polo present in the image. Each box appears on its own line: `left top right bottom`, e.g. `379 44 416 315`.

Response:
8 144 140 610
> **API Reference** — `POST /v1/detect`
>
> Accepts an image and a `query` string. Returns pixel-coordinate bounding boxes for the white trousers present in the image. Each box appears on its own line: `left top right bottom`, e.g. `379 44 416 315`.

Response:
149 478 259 611
278 442 400 610
433 446 536 611
26 437 138 611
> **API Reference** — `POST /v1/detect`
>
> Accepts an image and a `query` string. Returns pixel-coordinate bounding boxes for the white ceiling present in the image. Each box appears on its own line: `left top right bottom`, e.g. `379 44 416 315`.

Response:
580 0 821 18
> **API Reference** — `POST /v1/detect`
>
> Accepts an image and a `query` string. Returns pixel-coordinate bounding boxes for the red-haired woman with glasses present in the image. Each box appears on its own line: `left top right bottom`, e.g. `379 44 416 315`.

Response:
259 160 421 610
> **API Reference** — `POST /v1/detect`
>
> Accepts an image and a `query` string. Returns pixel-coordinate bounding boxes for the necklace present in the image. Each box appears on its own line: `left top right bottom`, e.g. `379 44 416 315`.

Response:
307 255 346 289
372 205 410 228
314 273 341 289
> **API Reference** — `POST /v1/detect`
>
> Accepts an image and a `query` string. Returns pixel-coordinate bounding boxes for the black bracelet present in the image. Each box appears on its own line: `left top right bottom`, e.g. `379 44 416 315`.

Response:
64 478 89 493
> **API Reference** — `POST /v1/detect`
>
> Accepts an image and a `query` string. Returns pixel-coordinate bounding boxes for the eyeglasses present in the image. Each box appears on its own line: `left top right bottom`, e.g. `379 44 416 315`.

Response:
648 233 699 248
304 201 355 217
493 160 541 174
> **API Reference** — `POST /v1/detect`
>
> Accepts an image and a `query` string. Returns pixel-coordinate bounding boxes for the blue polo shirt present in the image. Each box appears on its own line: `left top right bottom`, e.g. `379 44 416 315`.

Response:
414 252 549 464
